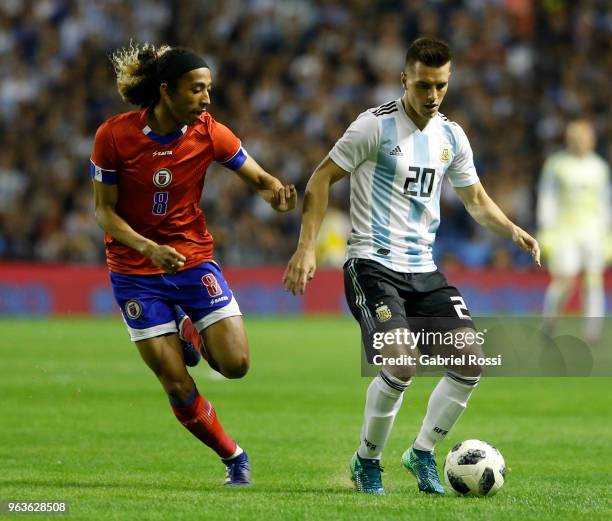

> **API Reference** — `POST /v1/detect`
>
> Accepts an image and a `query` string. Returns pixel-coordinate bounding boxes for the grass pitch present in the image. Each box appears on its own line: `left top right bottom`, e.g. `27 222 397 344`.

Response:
0 316 610 520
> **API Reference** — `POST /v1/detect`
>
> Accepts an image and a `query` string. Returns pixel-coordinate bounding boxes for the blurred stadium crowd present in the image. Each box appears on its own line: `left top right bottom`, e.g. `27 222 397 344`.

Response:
0 0 610 268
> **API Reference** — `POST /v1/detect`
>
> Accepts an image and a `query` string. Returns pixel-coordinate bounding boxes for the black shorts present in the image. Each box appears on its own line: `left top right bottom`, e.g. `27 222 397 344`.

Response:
344 258 476 359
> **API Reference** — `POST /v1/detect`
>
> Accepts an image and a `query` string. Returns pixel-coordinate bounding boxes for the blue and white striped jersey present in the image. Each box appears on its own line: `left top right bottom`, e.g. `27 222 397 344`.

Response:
329 98 479 273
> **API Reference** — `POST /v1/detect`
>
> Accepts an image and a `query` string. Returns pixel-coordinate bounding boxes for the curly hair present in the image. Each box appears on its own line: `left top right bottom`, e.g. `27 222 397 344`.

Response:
109 42 171 107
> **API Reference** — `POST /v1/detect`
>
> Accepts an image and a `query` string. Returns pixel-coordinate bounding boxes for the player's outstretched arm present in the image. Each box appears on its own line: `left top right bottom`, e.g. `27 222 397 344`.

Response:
455 181 541 266
234 156 297 212
92 180 186 273
283 157 349 295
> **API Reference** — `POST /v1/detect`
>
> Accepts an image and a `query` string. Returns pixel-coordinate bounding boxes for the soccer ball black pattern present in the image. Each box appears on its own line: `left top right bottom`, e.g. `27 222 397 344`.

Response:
444 439 506 496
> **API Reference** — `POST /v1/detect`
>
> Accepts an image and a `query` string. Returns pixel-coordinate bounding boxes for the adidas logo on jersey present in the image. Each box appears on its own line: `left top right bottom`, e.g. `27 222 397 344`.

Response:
389 145 403 156
153 150 173 156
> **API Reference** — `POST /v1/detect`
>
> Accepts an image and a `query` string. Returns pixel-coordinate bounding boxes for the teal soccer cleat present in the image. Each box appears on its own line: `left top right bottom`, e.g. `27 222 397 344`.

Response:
401 447 445 495
349 452 385 495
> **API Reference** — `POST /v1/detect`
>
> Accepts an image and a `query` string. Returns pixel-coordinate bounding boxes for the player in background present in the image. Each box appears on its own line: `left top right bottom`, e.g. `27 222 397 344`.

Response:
537 119 610 343
283 37 540 495
91 43 296 485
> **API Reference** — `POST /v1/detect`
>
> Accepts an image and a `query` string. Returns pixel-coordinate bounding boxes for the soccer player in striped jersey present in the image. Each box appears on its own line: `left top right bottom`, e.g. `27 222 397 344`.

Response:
91 43 296 486
537 119 610 343
283 37 540 495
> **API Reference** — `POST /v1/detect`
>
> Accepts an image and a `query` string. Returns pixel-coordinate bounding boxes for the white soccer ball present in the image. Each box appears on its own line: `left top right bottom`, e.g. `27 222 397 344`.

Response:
444 439 506 497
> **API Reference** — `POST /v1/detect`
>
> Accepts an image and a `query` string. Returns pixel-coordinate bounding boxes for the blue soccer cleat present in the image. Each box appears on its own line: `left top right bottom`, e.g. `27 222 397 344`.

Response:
401 447 445 494
349 452 385 495
223 451 251 486
174 306 201 367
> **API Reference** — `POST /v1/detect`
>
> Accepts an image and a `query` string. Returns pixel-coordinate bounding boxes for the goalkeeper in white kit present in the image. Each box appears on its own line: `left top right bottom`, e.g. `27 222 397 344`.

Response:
537 119 610 343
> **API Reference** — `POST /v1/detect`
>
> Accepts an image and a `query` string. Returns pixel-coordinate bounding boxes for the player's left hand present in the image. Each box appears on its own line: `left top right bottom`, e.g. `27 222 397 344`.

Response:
513 227 541 267
270 184 297 212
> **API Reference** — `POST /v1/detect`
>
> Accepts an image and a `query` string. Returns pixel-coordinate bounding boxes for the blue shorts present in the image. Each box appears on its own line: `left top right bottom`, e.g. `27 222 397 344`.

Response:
110 261 242 342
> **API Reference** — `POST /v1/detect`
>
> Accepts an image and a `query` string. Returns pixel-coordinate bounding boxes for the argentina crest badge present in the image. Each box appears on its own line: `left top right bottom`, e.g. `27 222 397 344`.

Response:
375 302 392 322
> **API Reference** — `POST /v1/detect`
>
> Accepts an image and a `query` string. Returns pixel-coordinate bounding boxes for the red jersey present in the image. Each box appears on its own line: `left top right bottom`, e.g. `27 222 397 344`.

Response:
90 110 247 274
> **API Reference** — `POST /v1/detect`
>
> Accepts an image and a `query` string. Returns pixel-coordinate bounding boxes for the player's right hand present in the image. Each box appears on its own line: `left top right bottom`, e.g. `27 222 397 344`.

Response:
283 247 316 295
512 227 541 267
148 244 186 274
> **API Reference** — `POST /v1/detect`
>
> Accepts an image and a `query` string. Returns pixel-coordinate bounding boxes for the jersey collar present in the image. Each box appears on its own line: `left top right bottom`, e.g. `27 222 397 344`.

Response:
397 98 437 134
140 109 188 145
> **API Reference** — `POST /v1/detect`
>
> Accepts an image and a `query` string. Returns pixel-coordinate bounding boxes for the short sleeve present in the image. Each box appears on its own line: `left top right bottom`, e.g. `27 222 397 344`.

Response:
538 156 558 191
446 125 479 188
328 111 379 173
599 157 610 227
211 119 247 170
603 157 611 183
90 122 119 184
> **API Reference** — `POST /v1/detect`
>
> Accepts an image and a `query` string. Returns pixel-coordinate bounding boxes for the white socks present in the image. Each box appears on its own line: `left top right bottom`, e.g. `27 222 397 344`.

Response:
357 370 409 460
584 272 604 340
543 273 604 340
357 371 480 459
543 278 572 318
413 372 479 452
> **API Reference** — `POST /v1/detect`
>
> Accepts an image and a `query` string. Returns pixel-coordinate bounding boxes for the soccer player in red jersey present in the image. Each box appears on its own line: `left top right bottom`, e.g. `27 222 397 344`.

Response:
90 43 297 485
